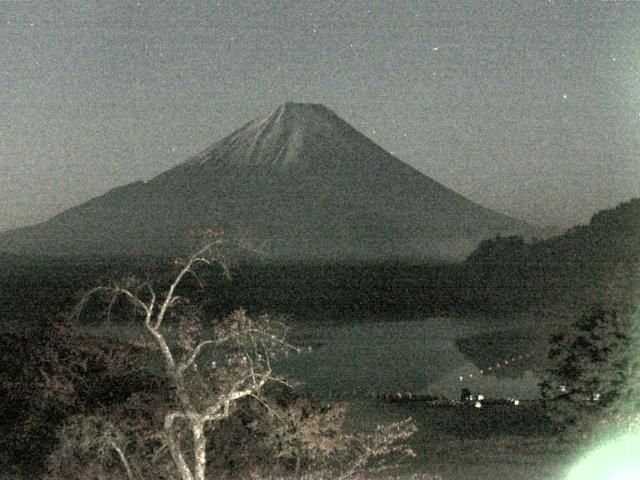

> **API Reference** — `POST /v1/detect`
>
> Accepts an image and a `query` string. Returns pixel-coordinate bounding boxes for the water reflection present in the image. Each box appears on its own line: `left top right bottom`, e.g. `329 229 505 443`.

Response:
276 317 541 400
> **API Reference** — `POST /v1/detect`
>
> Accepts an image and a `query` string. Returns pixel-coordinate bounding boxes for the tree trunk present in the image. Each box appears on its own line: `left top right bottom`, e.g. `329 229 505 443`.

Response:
193 421 208 480
167 435 195 480
165 415 195 480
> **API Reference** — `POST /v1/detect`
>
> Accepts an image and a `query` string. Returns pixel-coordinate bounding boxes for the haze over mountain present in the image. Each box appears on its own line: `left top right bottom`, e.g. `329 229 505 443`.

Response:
0 102 539 261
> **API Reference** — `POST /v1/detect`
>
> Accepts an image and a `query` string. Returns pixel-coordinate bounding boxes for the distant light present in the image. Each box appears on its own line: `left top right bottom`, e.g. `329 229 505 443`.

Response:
474 401 482 408
433 47 439 51
477 394 484 401
514 399 520 406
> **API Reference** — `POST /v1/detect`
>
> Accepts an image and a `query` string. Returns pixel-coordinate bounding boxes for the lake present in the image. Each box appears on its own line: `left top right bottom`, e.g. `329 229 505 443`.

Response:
277 316 542 400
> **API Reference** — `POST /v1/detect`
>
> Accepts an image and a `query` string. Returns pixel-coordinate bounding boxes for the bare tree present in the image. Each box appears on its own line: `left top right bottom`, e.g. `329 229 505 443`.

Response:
270 399 416 480
76 231 296 480
49 415 136 480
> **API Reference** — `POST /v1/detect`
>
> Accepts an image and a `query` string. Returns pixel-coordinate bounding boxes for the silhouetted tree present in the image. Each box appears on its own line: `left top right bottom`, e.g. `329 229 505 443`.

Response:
540 305 640 435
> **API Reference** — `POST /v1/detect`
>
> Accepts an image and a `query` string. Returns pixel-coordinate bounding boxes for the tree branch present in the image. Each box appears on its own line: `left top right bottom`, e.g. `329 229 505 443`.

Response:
110 441 136 480
178 340 215 375
155 244 214 330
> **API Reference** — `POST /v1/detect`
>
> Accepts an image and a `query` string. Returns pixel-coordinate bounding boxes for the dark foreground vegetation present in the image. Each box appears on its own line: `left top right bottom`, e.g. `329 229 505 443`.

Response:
1 238 418 480
1 198 639 478
0 316 167 477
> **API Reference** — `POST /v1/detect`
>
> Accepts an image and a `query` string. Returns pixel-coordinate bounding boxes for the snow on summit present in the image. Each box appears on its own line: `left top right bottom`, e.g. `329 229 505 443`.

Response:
0 102 540 260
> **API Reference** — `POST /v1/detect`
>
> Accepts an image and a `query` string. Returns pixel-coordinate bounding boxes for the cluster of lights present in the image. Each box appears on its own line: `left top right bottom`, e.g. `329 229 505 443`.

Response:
458 352 532 382
469 394 520 409
456 353 533 408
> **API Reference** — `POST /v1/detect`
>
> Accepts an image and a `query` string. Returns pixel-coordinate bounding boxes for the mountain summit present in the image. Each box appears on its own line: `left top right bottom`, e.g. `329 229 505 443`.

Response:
0 102 538 260
181 102 357 170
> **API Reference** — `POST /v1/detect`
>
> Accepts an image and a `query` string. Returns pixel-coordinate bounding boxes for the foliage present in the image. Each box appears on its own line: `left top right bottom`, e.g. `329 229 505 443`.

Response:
68 237 296 480
1 233 417 478
337 417 417 480
60 236 417 480
540 305 640 435
462 198 640 315
47 415 134 480
0 312 164 477
251 392 416 480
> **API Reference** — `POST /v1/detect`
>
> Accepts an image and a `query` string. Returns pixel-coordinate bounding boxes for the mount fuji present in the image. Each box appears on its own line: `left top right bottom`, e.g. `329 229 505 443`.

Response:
0 102 539 261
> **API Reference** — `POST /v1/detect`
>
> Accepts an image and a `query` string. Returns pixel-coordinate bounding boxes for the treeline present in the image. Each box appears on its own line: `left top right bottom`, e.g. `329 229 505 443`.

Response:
463 198 640 316
0 256 471 328
0 255 171 331
2 198 638 330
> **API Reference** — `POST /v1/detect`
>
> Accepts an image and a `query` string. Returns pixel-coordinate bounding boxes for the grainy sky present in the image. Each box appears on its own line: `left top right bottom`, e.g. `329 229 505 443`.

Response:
1 0 639 231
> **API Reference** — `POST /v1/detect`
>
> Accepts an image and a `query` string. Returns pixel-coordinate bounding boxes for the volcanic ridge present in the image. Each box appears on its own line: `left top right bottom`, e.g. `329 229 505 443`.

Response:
0 102 539 261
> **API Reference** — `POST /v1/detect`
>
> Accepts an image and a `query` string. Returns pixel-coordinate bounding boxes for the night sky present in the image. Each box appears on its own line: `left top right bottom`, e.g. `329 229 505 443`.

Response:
2 0 639 231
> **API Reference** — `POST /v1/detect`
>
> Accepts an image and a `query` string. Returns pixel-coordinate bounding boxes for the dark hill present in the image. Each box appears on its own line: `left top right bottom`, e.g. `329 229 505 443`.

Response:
463 198 640 314
0 102 538 260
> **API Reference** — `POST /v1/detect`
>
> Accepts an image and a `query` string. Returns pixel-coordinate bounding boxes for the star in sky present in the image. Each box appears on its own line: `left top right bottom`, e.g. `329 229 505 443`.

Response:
1 0 638 231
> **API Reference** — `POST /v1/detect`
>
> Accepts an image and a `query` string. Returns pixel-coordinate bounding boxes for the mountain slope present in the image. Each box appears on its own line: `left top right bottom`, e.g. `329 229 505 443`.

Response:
0 102 538 260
